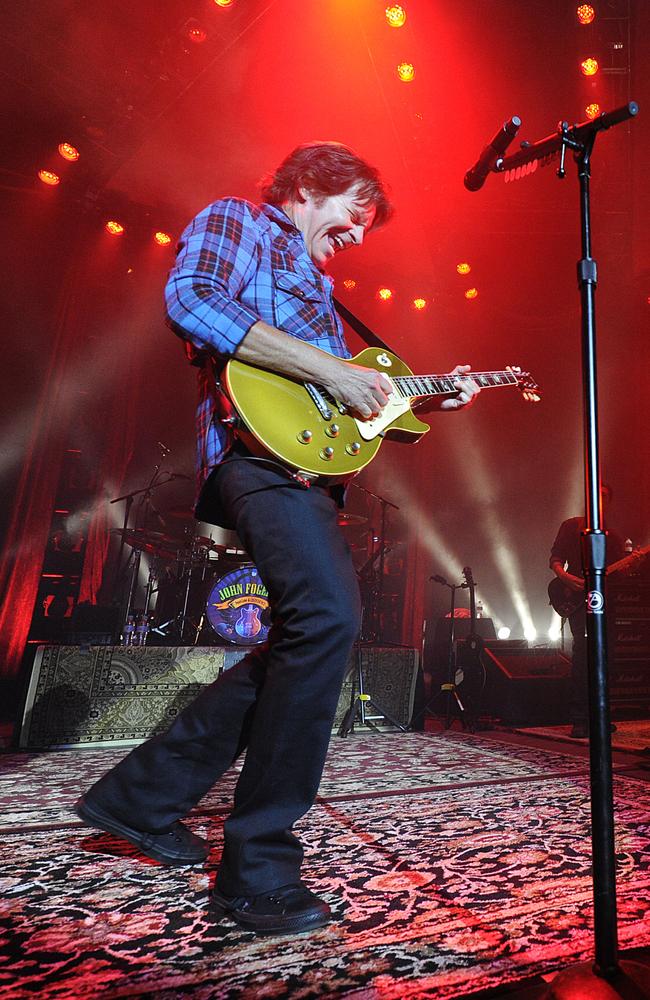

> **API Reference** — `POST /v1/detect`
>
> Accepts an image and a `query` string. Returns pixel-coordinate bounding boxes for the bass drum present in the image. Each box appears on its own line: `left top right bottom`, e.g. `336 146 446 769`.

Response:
205 564 271 645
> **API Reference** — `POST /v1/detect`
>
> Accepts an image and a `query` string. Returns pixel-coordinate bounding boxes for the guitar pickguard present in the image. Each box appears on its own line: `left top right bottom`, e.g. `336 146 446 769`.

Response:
355 390 413 441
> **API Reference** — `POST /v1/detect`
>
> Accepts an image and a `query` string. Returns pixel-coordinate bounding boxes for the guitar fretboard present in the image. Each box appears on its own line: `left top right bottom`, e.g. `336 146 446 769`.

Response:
393 371 520 398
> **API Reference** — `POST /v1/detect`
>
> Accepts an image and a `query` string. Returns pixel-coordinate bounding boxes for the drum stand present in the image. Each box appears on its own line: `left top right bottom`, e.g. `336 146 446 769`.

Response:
150 537 212 643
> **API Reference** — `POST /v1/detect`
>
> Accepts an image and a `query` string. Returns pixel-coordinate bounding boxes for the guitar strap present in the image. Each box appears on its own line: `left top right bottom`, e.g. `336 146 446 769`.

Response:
333 297 395 353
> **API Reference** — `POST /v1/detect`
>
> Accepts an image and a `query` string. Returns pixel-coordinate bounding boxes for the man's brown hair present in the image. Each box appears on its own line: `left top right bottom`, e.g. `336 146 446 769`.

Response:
261 141 393 229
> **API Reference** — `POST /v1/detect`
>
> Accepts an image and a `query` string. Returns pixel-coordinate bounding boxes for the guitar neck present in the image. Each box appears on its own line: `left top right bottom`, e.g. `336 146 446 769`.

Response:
607 544 650 577
393 371 520 398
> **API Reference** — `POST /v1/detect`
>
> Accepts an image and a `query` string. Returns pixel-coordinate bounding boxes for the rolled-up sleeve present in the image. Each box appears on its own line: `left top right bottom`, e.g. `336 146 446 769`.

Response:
165 198 263 358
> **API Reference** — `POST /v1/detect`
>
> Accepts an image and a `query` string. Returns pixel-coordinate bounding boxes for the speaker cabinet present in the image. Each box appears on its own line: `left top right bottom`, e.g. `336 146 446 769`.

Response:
481 644 571 725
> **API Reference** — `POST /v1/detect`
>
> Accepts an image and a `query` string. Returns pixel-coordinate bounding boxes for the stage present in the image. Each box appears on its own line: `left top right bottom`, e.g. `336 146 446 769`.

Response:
2 726 649 999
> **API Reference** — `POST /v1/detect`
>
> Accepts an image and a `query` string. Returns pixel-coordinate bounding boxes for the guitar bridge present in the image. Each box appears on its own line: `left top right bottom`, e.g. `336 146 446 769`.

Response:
304 382 333 421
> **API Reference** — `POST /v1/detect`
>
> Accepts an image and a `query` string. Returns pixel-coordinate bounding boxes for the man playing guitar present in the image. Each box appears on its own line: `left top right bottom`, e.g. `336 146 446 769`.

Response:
75 141 482 935
549 484 627 739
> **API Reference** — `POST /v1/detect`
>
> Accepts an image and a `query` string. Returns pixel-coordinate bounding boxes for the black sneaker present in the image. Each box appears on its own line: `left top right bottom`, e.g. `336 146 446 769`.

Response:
74 794 208 866
210 882 331 935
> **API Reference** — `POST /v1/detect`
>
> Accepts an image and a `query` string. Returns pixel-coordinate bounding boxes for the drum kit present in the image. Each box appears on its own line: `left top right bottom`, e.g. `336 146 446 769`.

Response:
113 507 255 645
114 476 400 647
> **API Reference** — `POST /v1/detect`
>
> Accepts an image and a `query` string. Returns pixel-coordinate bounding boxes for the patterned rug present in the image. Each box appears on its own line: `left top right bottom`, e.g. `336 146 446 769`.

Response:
1 732 649 999
516 719 650 753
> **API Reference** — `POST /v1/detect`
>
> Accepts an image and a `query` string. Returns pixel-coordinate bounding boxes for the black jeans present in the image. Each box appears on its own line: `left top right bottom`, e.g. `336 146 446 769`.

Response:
86 454 361 895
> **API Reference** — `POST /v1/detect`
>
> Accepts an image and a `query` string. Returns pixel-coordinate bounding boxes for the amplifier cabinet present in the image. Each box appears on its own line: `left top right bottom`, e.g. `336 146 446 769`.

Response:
481 645 571 725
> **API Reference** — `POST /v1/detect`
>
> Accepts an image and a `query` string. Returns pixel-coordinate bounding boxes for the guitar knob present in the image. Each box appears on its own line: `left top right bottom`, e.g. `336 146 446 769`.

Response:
297 429 313 444
320 446 335 461
346 442 361 455
325 424 340 438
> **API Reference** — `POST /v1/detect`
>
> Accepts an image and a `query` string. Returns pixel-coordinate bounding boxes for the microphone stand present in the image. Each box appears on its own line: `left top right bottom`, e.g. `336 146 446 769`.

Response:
492 103 647 995
110 462 181 633
410 574 469 730
351 482 400 643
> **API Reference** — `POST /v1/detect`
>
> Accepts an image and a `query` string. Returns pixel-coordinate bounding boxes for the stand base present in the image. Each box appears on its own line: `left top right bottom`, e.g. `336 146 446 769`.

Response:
543 959 650 998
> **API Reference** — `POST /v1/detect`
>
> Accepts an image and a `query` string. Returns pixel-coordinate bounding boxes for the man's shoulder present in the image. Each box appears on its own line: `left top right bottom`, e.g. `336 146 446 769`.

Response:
552 516 583 546
559 516 583 531
196 196 268 226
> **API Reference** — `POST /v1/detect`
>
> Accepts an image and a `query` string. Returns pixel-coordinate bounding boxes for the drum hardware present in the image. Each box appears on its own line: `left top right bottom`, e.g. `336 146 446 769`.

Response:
148 532 252 644
109 462 194 638
152 534 216 643
337 512 368 527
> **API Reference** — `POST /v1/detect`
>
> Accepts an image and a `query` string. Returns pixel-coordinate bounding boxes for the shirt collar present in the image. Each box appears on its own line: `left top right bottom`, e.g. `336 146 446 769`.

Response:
260 202 302 237
261 201 330 283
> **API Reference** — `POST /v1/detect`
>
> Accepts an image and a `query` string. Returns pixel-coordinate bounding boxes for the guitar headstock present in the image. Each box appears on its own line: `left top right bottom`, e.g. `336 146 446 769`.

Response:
506 365 541 403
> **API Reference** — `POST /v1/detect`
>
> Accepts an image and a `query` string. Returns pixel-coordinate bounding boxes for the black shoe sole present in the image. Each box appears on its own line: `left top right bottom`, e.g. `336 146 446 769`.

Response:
74 796 207 866
210 896 330 936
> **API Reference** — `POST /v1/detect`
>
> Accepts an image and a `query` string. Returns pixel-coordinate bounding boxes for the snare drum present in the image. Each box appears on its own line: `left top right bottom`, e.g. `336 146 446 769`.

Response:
205 564 271 645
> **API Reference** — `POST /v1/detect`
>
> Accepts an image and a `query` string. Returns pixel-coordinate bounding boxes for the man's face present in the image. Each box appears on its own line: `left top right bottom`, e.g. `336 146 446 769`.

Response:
289 184 376 270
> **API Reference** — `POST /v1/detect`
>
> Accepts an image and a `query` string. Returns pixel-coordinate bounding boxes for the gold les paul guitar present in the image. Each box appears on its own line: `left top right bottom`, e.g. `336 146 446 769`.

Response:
224 347 541 483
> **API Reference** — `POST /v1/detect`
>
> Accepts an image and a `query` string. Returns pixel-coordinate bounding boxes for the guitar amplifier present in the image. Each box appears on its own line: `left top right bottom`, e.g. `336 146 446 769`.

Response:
481 645 571 724
613 620 650 659
611 582 650 621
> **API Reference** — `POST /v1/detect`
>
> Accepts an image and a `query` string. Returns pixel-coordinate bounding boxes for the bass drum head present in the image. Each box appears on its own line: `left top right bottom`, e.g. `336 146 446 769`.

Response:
205 564 271 645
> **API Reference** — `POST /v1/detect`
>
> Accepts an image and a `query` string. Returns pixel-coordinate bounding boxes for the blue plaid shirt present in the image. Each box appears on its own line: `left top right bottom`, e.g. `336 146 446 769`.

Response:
165 198 351 490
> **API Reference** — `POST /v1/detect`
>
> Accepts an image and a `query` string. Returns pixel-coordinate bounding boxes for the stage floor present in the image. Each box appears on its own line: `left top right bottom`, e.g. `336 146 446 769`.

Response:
1 725 649 999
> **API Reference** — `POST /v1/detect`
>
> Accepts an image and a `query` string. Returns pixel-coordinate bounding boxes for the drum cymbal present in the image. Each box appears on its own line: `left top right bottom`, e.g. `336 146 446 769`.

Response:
112 528 179 560
337 513 368 527
163 506 195 521
112 527 177 545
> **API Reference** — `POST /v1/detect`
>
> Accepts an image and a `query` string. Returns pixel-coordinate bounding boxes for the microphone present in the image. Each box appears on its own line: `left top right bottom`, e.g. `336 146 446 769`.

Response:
157 441 171 455
464 116 522 192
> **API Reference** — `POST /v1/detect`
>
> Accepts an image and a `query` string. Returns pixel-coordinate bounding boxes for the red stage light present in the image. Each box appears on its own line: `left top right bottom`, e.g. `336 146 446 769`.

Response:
577 4 596 25
154 231 172 246
105 220 125 236
586 102 601 120
38 169 60 186
185 20 207 43
385 5 407 28
456 262 471 275
397 63 415 82
581 57 599 76
377 287 393 301
464 288 478 300
58 142 79 162
412 297 427 311
342 278 357 290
